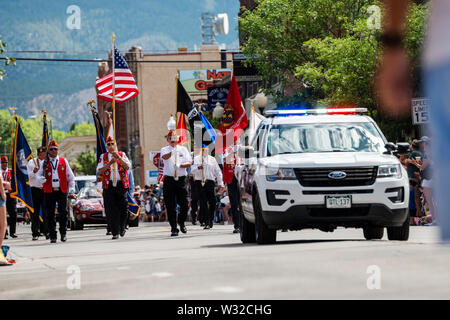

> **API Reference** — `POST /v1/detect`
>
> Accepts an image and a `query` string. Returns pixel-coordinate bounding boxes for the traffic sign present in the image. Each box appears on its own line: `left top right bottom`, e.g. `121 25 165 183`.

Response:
412 98 430 125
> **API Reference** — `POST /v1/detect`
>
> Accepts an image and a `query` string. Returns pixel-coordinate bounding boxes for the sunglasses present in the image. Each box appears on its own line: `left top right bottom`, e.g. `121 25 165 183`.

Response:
49 148 58 151
107 143 115 146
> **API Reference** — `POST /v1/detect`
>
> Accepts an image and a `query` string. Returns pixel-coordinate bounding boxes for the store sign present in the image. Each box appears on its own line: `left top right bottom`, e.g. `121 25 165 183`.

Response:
179 69 231 93
412 98 430 125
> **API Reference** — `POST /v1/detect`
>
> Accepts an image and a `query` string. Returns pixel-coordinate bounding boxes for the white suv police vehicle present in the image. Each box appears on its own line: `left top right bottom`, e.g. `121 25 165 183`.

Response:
239 107 409 244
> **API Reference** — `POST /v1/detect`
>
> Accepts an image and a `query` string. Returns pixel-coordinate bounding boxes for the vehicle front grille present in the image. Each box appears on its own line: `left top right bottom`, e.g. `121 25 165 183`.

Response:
294 167 377 187
90 212 104 218
309 205 371 217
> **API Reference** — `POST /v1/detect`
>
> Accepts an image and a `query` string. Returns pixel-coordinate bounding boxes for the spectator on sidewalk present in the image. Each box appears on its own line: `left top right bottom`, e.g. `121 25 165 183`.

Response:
406 139 423 218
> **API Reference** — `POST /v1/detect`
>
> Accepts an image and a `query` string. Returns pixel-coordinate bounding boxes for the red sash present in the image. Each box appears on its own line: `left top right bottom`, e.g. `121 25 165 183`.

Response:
101 152 130 189
43 157 68 193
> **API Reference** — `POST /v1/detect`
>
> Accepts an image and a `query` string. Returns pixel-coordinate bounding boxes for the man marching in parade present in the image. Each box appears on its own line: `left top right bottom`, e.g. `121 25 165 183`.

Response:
191 147 224 230
1 156 17 239
27 146 48 241
97 136 131 240
161 130 192 237
37 140 75 243
223 147 243 234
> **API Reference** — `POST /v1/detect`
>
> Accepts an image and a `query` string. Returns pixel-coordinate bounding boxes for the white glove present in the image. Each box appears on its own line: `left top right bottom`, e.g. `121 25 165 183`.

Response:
38 176 47 184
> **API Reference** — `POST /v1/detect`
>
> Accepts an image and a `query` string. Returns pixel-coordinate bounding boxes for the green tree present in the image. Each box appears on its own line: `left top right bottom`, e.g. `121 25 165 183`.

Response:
239 0 428 141
0 36 15 81
73 148 97 175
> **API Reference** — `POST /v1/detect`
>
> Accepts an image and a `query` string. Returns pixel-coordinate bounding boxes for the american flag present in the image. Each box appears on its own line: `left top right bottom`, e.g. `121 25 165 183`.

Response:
96 48 139 103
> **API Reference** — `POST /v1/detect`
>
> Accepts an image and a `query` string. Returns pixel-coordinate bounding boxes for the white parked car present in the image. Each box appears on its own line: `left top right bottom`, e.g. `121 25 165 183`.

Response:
239 107 410 244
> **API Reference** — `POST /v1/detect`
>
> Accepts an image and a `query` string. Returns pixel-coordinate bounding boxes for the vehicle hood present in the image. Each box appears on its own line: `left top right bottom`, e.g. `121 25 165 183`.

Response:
76 198 104 210
260 152 400 168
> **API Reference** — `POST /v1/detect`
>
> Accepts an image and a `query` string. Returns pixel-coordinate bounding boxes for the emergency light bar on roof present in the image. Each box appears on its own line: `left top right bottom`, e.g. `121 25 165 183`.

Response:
264 107 368 116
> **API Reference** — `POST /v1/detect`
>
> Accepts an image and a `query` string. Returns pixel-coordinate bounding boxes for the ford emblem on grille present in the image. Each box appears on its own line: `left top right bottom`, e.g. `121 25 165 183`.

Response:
328 171 347 179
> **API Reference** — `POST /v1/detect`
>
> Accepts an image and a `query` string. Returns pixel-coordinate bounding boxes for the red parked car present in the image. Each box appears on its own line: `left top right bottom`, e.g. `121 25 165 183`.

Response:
71 186 105 230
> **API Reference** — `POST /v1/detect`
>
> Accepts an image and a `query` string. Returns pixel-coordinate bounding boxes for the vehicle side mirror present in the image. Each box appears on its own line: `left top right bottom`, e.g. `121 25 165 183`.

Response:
395 142 410 155
384 142 397 155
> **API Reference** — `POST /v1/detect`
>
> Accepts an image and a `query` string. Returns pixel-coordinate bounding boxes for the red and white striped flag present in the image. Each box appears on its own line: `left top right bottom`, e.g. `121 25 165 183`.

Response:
96 48 139 103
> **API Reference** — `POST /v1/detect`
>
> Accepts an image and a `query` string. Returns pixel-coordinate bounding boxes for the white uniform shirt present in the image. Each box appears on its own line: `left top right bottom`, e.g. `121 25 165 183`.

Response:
36 156 75 192
96 152 131 187
27 158 46 188
1 169 10 194
160 145 192 177
191 155 224 187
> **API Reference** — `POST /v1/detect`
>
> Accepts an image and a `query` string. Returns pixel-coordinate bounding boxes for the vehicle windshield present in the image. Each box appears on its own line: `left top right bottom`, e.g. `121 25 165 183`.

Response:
75 180 96 193
78 187 102 199
267 122 385 156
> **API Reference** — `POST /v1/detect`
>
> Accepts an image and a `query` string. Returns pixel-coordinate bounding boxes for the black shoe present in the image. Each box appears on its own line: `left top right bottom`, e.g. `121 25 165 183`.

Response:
204 225 210 230
192 221 197 225
171 229 179 237
61 235 67 242
106 231 112 236
4 235 8 240
282 228 288 232
200 223 205 227
120 230 126 237
233 228 240 234
179 225 187 234
45 234 50 240
112 235 119 240
32 235 39 241
10 234 17 239
209 223 213 229
50 238 57 243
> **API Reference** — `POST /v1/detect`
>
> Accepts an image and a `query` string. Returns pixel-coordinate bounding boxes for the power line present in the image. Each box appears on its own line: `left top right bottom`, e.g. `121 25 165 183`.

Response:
0 57 234 63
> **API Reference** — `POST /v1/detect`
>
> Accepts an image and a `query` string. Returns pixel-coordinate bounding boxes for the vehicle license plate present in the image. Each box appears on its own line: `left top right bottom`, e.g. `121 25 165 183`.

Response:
325 195 351 209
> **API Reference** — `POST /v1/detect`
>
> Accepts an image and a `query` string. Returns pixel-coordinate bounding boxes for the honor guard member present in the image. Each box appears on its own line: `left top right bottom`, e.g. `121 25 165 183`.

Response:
223 147 243 234
27 146 48 240
191 148 224 229
188 148 201 225
37 141 75 243
161 130 192 237
1 156 17 239
97 136 131 240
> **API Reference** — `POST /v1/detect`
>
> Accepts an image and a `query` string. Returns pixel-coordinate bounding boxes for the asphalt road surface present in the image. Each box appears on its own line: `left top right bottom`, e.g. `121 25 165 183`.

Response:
1 222 449 299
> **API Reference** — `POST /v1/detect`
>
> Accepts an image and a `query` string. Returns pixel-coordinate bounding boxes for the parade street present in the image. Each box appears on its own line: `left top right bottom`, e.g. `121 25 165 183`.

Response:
1 223 449 300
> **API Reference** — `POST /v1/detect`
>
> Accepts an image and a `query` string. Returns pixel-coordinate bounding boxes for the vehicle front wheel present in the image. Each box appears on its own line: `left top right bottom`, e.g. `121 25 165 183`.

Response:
240 210 256 243
387 217 409 241
363 226 384 240
254 192 276 245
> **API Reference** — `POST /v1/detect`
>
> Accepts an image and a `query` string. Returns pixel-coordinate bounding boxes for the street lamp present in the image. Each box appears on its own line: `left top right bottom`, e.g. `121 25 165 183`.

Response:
254 91 268 114
213 102 224 119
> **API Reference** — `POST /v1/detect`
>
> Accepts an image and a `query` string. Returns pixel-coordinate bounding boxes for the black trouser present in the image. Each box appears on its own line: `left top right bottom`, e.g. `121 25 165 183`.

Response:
44 189 68 239
103 182 128 236
227 176 241 229
163 176 189 231
6 193 17 235
200 180 217 227
190 179 202 223
31 187 47 237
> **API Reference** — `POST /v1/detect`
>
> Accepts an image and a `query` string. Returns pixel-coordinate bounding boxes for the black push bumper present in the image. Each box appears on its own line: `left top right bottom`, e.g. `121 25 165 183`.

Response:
262 204 408 229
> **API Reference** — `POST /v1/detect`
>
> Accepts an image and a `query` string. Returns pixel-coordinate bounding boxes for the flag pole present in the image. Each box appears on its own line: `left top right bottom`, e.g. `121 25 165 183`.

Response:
174 73 179 179
110 33 116 142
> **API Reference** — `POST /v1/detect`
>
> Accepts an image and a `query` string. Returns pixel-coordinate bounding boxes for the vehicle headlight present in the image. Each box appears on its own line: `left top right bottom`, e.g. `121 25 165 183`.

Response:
79 205 94 211
377 164 402 179
265 167 296 182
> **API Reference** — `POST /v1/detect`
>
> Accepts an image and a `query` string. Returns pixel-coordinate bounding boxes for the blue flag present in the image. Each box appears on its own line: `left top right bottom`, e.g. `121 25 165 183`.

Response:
91 109 107 163
199 111 217 147
10 116 34 213
127 191 140 217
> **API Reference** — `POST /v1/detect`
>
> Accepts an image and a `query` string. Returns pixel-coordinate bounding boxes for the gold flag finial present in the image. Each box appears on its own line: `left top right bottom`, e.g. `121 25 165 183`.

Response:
110 33 116 41
87 100 96 110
